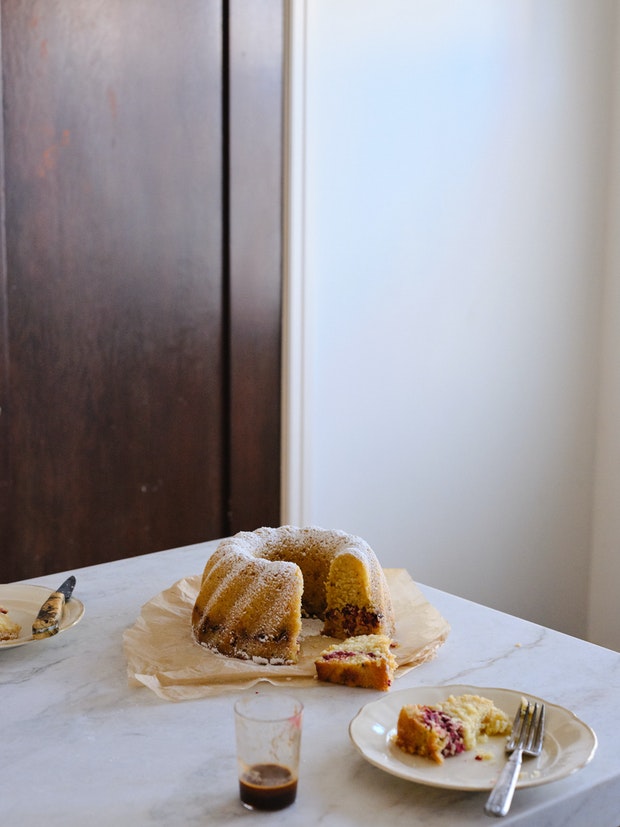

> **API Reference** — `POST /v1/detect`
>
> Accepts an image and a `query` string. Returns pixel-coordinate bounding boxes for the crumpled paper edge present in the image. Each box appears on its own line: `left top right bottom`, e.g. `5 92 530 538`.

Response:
123 568 450 701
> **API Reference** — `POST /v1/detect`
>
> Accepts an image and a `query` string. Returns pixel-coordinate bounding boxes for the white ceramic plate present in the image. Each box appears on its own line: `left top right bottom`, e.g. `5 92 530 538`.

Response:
349 684 597 791
0 583 85 649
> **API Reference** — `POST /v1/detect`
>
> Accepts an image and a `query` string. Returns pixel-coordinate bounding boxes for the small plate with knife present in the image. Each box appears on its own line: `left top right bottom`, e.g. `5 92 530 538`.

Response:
0 577 84 649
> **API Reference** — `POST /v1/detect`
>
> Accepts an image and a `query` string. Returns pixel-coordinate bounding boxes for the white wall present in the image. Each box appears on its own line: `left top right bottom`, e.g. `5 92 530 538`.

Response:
284 1 617 642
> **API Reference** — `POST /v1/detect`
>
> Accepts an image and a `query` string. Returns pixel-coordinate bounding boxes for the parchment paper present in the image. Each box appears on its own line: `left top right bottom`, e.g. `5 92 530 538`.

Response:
123 568 450 701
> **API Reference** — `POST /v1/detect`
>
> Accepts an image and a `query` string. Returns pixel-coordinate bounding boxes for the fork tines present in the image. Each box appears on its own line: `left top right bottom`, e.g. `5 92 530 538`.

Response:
509 699 545 754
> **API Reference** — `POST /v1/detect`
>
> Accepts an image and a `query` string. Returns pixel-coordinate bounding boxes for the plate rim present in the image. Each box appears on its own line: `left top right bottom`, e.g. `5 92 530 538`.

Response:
349 683 598 791
0 582 85 649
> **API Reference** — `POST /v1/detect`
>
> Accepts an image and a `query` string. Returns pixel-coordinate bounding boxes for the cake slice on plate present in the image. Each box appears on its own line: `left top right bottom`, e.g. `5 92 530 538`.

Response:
395 694 512 763
0 607 22 641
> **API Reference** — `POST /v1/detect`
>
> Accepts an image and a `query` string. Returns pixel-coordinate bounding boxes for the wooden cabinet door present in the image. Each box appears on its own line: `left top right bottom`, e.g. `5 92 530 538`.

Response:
0 0 283 581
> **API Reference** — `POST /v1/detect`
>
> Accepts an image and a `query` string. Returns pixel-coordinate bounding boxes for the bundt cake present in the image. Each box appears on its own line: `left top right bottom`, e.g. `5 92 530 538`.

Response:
191 526 395 665
395 694 512 763
315 634 397 691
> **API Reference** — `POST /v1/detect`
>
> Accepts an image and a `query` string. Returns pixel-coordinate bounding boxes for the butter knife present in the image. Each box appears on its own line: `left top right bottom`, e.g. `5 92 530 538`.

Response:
32 576 76 638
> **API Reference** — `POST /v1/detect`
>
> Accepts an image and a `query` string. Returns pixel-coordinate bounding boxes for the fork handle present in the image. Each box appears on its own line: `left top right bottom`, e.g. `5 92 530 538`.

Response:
484 748 523 817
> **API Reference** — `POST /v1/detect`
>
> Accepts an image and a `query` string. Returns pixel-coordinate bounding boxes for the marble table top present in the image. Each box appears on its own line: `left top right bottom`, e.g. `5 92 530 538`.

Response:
2 539 619 826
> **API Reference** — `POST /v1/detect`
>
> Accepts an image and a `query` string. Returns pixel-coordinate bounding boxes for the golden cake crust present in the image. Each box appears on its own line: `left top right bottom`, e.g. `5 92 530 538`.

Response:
191 526 395 664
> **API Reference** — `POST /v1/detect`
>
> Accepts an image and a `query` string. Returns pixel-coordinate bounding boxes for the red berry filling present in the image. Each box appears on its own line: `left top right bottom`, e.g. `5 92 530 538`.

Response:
421 706 465 757
321 650 380 662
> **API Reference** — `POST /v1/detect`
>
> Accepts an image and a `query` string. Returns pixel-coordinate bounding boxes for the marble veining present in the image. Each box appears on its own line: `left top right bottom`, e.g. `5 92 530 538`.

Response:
2 540 619 826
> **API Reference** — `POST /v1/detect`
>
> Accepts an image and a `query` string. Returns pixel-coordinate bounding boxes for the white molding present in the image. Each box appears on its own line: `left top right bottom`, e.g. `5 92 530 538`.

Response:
281 0 310 526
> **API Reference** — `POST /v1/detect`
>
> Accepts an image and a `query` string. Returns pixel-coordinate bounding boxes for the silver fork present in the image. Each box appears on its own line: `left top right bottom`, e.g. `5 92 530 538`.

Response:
484 700 546 817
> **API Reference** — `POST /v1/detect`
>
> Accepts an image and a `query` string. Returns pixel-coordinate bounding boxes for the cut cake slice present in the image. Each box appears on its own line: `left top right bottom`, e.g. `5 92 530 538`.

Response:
314 634 397 691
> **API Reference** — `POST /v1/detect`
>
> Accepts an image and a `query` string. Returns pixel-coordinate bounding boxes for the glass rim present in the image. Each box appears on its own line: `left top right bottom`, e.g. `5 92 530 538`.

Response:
234 692 303 722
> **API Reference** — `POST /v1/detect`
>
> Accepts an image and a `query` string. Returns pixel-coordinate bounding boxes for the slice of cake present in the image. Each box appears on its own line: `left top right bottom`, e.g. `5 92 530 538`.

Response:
395 694 512 763
314 634 397 691
0 607 22 641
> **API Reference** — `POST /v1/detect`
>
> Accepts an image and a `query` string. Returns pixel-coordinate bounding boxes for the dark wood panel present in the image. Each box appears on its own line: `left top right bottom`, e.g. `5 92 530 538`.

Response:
228 0 284 532
2 1 226 579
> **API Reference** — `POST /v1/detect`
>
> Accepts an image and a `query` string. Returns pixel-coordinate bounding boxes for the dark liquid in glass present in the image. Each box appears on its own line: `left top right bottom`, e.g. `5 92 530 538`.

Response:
239 763 297 810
